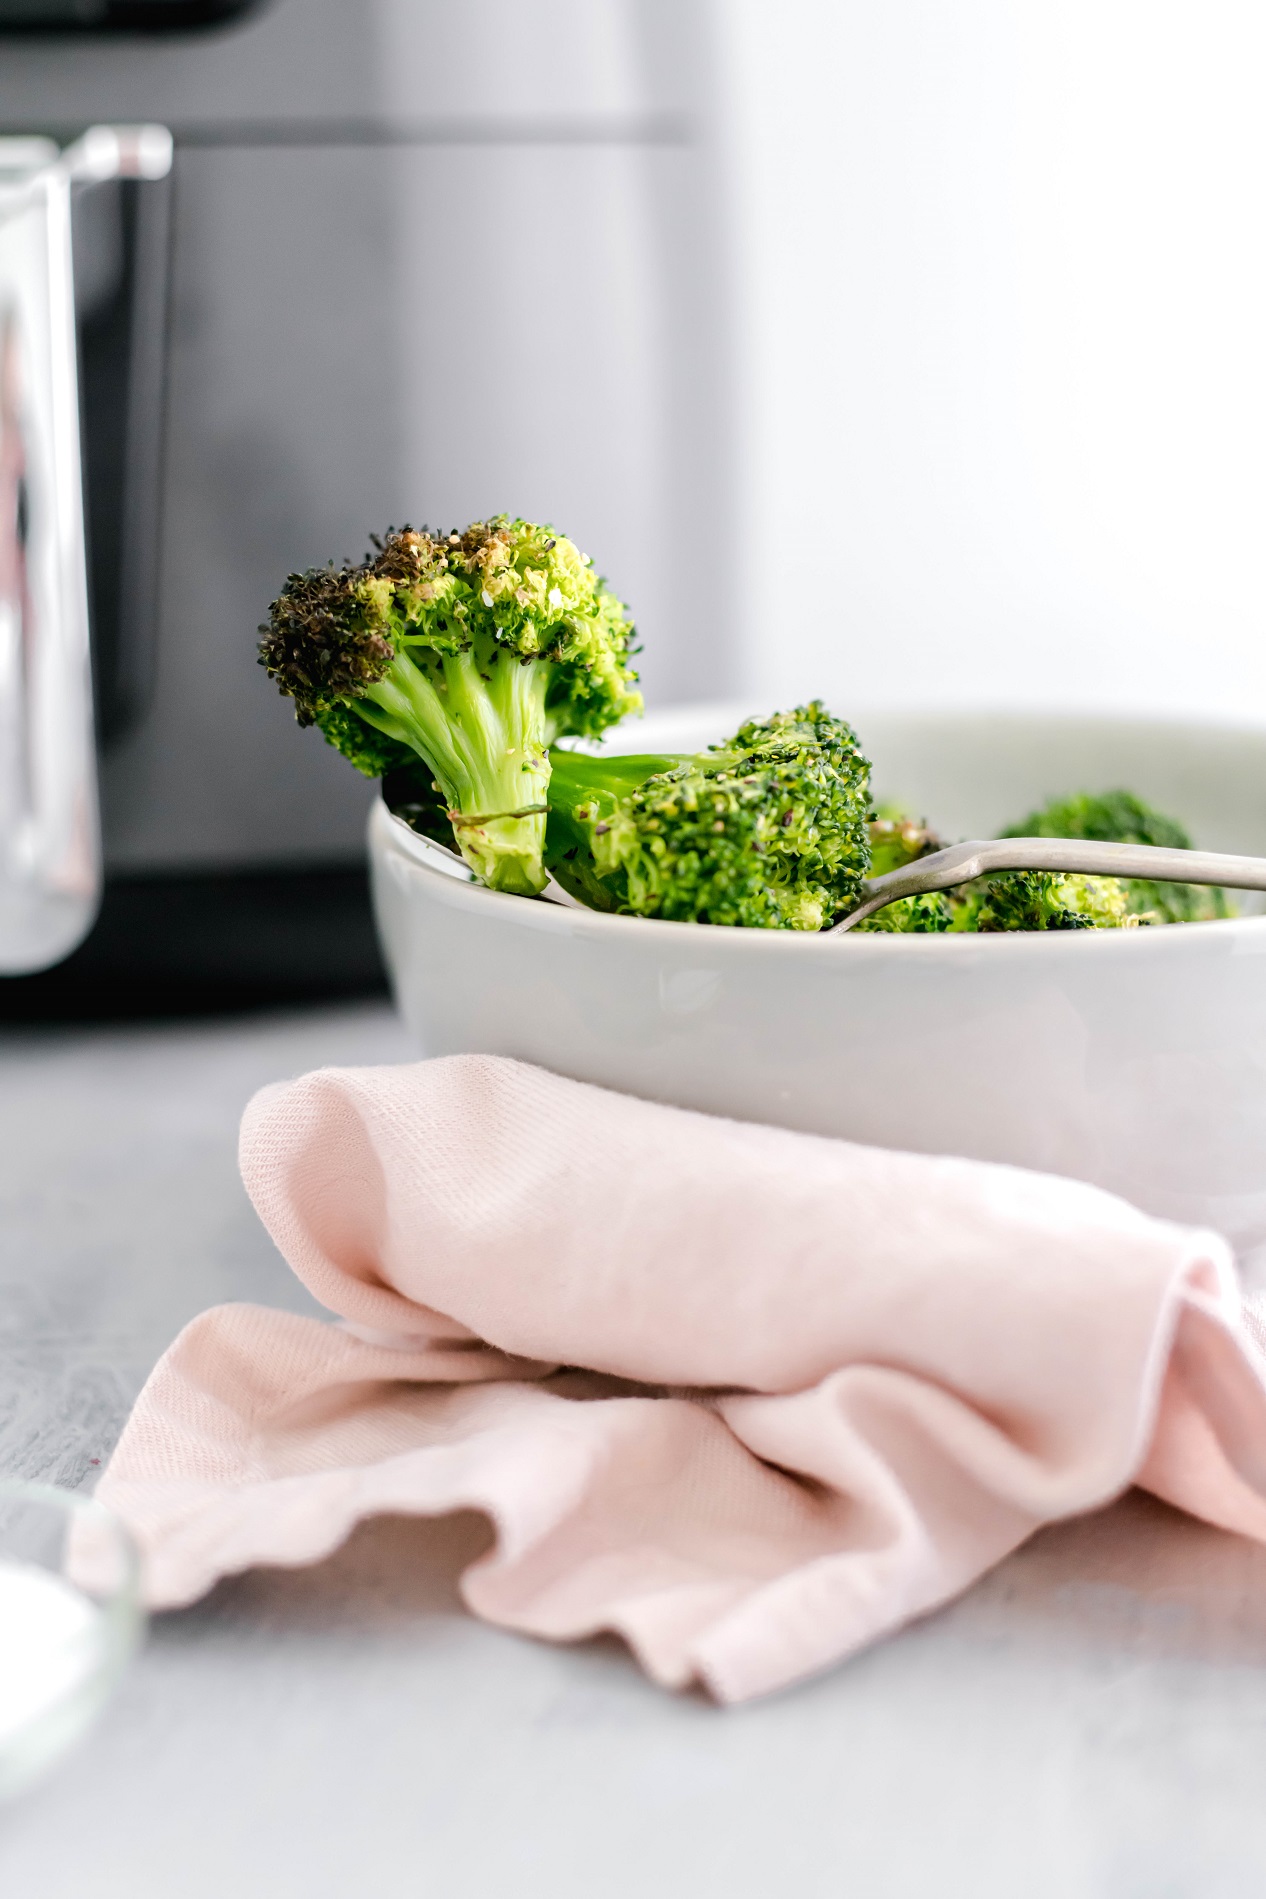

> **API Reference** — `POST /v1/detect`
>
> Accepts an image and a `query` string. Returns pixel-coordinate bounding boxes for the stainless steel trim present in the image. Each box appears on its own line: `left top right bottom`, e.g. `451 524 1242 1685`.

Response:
0 124 170 975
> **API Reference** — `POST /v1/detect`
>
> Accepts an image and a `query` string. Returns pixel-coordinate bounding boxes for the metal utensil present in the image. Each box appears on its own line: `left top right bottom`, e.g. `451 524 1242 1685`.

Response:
830 837 1266 932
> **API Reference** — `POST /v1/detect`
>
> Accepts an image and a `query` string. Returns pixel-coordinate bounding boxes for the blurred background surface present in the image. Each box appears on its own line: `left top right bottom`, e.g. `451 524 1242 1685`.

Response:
723 1 1266 725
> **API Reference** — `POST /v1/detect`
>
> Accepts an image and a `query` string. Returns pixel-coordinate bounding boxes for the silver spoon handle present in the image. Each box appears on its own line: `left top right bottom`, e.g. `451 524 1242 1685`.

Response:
831 837 1266 933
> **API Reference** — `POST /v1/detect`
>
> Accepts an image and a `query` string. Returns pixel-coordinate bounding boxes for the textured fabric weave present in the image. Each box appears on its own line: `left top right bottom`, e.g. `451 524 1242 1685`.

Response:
98 1055 1266 1703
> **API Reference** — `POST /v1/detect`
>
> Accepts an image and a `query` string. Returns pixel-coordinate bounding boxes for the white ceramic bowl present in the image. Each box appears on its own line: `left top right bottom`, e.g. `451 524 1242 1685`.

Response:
370 707 1266 1261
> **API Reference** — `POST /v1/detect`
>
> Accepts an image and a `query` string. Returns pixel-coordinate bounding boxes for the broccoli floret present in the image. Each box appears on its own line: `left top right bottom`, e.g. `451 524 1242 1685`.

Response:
854 891 954 933
1003 789 1228 924
854 806 952 926
951 869 1136 933
857 802 1137 932
867 805 944 878
259 518 641 895
544 703 872 929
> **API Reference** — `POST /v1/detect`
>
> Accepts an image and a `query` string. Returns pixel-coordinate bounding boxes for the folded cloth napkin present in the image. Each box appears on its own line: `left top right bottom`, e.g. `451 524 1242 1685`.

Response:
98 1054 1266 1704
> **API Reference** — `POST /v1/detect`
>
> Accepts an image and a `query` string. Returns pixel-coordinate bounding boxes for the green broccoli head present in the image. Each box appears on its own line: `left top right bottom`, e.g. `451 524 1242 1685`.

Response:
854 891 953 933
855 804 950 928
855 801 1139 932
259 518 641 895
1003 789 1228 924
545 703 872 929
867 805 944 879
365 520 642 741
952 868 1136 933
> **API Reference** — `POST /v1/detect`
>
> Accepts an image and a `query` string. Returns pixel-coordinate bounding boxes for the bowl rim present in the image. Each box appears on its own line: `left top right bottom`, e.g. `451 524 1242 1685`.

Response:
373 799 1266 960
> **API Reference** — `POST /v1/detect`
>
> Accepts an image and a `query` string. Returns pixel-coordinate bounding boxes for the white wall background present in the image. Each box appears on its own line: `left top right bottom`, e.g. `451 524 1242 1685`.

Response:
720 0 1266 721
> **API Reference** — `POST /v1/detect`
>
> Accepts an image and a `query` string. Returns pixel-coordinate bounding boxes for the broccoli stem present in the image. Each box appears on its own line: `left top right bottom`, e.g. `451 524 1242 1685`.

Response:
544 747 685 884
354 642 553 895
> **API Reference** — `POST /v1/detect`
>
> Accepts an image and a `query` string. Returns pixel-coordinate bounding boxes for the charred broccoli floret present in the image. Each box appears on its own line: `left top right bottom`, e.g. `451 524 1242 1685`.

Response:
543 703 872 929
1003 789 1228 923
259 518 641 894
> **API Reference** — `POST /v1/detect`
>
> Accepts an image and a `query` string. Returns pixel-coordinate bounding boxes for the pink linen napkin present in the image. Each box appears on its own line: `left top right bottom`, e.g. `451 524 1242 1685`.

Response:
98 1054 1266 1704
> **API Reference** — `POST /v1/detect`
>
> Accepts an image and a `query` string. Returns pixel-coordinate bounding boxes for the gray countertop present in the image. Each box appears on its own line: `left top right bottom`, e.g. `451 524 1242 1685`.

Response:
5 1003 1266 1897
